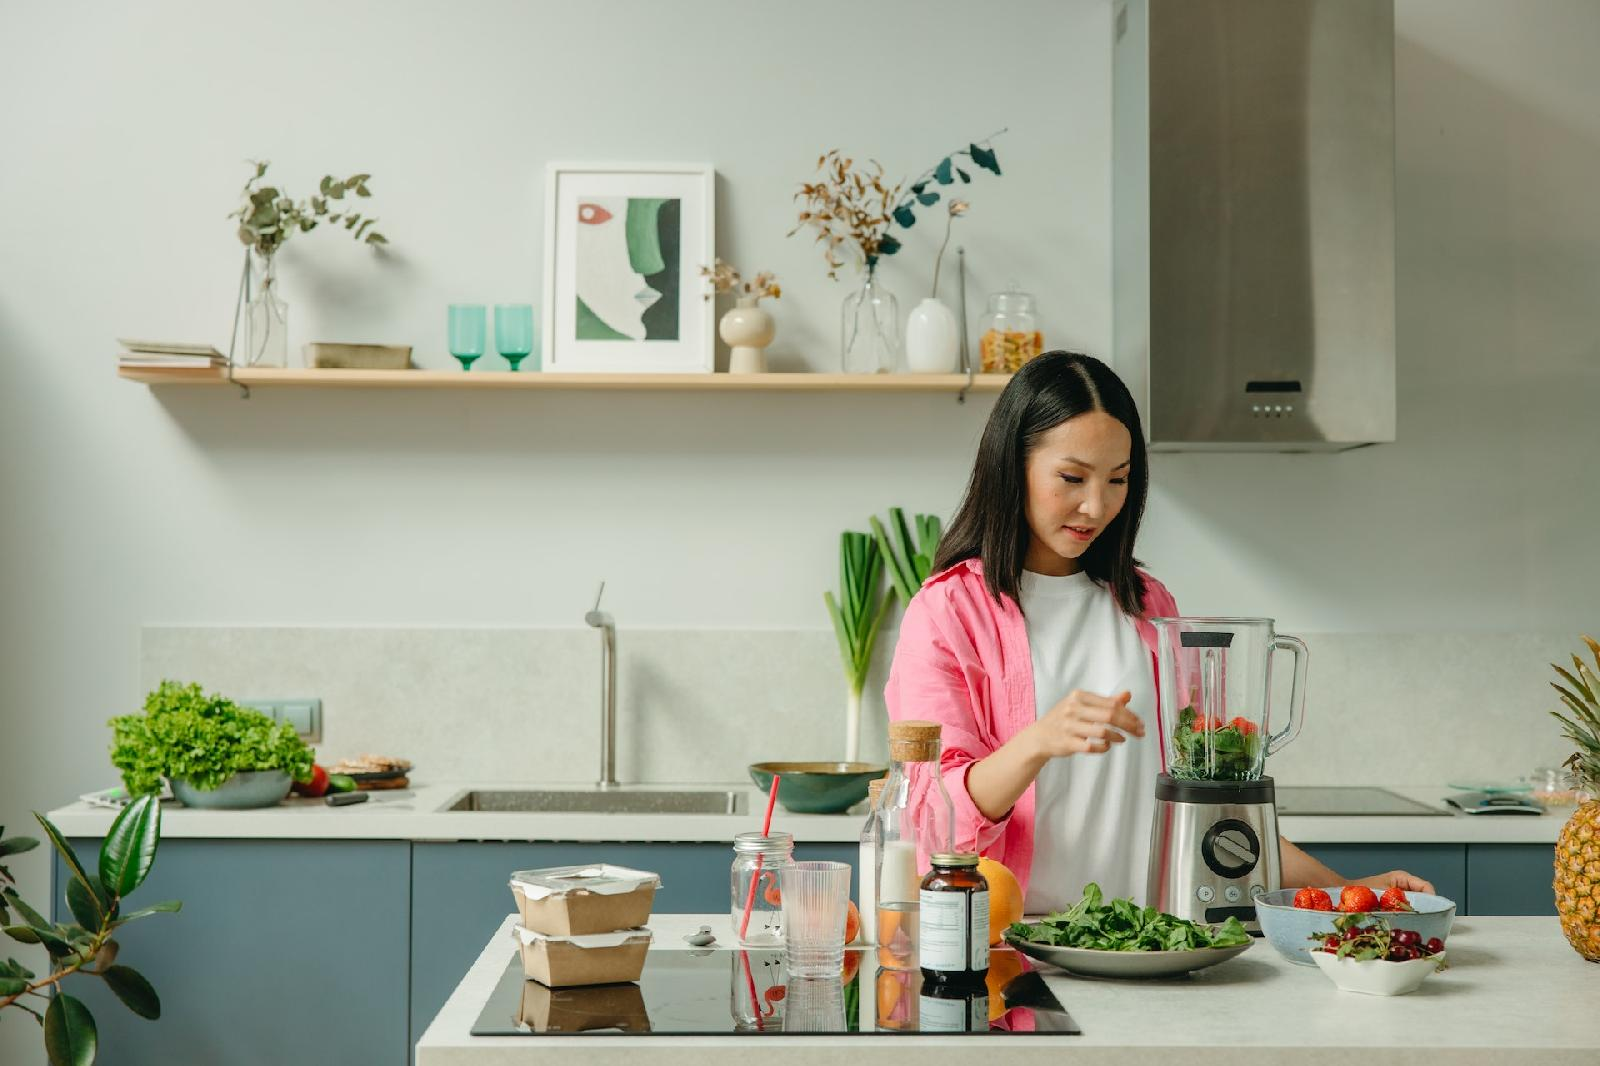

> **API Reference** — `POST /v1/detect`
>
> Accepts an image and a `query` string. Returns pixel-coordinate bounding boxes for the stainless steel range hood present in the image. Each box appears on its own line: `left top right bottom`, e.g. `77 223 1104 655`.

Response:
1113 0 1396 452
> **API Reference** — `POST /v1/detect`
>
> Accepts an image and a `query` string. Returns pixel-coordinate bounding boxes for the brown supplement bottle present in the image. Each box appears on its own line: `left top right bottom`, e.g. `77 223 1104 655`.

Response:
918 852 989 984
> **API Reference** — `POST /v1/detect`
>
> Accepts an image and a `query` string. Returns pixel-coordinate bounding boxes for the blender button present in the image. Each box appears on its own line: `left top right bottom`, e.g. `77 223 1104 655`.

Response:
1196 885 1216 903
1249 885 1266 898
1224 885 1243 903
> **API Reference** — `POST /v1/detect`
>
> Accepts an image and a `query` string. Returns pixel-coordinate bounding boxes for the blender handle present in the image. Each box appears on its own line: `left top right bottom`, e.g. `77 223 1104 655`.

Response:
1266 633 1309 758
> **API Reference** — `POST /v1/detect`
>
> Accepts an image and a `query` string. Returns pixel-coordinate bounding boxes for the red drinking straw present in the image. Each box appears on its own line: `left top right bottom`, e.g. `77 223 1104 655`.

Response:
739 774 782 941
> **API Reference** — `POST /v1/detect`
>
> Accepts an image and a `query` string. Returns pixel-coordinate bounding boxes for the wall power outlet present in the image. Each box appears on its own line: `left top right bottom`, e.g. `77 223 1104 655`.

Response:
240 698 322 743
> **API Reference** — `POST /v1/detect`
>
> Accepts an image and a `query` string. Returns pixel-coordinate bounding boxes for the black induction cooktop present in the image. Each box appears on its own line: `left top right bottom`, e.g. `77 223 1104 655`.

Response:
1274 786 1449 817
471 947 1081 1037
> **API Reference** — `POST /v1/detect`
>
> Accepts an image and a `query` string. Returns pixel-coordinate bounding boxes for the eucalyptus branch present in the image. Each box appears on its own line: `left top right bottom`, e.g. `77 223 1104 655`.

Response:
890 127 1008 217
228 159 388 259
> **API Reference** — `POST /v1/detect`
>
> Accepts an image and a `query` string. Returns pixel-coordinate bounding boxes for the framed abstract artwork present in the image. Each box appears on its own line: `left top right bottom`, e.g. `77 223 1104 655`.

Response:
541 163 715 373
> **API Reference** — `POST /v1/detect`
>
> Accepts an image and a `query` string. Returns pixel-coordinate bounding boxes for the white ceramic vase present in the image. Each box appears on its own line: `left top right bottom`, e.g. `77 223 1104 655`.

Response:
719 297 775 373
904 297 959 373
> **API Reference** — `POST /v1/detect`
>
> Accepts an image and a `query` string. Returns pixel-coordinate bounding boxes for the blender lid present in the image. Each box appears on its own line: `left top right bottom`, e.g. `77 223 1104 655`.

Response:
1150 616 1277 626
1156 775 1276 805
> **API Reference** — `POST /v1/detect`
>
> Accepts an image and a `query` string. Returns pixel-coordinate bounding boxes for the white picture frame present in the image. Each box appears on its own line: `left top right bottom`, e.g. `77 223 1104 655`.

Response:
541 162 716 373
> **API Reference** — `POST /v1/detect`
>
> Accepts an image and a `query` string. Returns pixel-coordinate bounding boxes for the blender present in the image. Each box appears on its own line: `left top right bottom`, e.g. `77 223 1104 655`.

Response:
1145 617 1307 932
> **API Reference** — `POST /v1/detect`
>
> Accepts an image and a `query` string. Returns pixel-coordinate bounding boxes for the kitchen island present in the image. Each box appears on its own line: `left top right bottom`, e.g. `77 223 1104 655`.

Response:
418 913 1600 1065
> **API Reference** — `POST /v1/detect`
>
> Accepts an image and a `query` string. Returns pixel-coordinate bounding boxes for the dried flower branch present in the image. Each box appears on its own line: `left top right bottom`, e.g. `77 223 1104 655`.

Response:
787 152 905 279
700 259 782 303
789 130 1006 282
931 199 969 300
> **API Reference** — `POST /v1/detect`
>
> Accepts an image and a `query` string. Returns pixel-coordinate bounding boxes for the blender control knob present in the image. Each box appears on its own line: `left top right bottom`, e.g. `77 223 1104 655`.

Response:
1201 819 1262 879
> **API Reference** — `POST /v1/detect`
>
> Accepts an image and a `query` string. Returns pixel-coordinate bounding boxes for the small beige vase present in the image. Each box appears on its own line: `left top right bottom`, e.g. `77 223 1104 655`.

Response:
720 296 776 373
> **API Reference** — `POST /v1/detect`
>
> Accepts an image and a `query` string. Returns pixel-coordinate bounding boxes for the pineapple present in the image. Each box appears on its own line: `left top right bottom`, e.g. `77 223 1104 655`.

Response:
1550 635 1600 962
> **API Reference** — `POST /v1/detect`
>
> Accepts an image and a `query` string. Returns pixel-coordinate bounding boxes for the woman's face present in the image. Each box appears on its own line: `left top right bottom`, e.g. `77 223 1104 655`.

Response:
576 199 659 340
1022 411 1133 576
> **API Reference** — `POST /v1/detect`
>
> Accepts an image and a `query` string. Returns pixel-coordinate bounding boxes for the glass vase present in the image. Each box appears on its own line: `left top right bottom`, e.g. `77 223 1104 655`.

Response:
243 253 288 368
840 269 899 374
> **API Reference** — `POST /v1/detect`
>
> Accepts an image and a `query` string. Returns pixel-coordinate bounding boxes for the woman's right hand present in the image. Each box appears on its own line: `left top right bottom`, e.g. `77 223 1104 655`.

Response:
1027 689 1145 758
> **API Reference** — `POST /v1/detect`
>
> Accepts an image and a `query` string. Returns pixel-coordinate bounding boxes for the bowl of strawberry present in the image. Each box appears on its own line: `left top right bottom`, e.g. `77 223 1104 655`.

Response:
1254 883 1456 965
1308 913 1448 996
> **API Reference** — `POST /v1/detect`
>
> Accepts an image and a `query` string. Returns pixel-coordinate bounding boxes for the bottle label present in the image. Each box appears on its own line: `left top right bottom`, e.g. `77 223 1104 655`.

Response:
919 888 990 972
970 889 990 971
918 991 989 1032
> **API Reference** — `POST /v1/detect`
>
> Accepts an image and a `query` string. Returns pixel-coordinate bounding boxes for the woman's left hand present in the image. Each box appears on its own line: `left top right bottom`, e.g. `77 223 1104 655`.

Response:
1352 870 1436 894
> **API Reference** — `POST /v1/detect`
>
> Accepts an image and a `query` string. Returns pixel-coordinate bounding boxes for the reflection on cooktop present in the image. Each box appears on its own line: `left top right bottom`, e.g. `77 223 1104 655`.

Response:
1274 787 1449 817
470 947 1082 1037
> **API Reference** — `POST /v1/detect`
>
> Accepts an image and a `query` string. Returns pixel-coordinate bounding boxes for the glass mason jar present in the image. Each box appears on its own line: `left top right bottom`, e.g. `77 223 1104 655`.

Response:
731 831 795 947
840 268 899 373
243 252 289 368
977 286 1042 373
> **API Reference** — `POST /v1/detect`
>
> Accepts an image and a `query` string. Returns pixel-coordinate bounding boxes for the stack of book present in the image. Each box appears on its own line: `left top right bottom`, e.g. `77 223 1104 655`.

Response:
116 339 227 370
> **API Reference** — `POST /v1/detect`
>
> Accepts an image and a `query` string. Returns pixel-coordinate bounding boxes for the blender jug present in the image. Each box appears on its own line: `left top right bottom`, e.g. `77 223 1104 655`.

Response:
1152 617 1307 781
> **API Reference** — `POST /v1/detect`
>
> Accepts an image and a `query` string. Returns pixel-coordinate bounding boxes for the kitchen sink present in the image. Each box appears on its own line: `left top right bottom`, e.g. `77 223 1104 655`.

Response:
444 789 748 815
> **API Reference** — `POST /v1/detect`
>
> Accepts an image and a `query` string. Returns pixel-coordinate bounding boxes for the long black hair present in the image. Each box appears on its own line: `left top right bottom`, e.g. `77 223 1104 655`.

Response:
933 351 1150 617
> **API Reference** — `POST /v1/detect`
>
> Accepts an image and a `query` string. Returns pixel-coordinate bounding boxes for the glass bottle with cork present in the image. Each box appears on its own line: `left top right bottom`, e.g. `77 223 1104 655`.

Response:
876 720 958 971
857 777 886 946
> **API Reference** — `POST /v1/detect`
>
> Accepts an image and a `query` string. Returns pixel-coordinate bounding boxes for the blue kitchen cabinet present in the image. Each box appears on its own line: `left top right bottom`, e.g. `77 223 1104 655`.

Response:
1296 843 1469 910
52 839 410 1066
408 840 856 1054
1466 844 1557 916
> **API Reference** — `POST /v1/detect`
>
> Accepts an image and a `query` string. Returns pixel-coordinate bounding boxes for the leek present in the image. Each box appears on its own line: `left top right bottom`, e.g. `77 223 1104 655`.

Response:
871 507 943 606
824 530 893 762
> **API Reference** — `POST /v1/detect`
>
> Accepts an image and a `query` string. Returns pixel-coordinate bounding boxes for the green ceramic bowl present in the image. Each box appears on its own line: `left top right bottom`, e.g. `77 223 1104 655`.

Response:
747 762 888 814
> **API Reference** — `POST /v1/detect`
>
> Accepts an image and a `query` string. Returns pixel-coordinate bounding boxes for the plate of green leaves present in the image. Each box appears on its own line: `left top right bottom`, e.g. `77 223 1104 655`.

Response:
1004 883 1254 979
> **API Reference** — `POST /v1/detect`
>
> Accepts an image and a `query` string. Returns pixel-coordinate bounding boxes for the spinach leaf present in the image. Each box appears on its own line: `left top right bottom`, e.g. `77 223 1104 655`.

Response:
1006 883 1251 952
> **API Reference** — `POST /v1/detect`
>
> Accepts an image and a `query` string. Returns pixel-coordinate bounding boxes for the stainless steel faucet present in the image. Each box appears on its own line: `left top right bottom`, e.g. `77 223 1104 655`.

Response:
584 582 618 790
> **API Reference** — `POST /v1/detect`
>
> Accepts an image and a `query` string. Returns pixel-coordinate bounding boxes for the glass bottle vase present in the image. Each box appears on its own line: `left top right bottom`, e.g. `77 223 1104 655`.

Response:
243 253 288 368
840 269 899 374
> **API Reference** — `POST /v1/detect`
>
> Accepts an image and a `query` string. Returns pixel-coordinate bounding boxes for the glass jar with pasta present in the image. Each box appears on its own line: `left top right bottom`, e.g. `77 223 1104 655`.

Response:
977 287 1043 373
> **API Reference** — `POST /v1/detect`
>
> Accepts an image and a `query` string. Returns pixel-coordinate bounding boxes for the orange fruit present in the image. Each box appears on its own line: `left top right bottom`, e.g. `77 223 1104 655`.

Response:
875 968 916 1028
984 949 1025 1020
840 949 861 987
876 907 916 969
843 900 861 944
978 857 1023 945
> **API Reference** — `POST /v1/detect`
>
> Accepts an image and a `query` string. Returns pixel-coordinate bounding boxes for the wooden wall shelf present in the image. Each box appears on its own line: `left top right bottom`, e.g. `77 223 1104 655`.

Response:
117 367 1011 394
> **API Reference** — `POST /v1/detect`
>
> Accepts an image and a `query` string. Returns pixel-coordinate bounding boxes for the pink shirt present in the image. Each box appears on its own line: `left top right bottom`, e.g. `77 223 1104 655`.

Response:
882 557 1180 896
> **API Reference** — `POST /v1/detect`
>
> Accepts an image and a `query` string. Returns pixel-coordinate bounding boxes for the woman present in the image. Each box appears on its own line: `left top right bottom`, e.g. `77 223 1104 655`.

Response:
884 352 1433 912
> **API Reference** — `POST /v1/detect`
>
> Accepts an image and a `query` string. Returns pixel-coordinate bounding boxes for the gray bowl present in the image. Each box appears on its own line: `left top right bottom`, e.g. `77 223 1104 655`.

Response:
171 770 292 810
1254 887 1457 965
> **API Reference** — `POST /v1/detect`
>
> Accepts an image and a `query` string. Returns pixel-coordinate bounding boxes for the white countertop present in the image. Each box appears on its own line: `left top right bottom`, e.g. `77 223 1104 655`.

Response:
416 912 1600 1065
44 782 1567 844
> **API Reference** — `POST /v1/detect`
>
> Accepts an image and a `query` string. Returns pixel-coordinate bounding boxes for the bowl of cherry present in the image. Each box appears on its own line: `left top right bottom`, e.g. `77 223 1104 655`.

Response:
1308 914 1448 996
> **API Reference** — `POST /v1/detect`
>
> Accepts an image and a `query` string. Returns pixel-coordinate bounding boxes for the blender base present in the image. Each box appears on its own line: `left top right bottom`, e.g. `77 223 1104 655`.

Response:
1146 774 1281 933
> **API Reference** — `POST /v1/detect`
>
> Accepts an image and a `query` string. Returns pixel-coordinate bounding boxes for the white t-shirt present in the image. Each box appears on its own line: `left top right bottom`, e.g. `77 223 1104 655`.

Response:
1019 569 1160 913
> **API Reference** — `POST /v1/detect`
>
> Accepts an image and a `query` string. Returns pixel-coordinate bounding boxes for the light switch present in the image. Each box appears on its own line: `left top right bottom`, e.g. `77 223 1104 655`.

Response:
239 698 323 742
280 700 322 742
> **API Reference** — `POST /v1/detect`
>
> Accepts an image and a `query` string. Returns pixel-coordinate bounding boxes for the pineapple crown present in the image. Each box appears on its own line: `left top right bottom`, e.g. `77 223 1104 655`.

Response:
1550 635 1600 793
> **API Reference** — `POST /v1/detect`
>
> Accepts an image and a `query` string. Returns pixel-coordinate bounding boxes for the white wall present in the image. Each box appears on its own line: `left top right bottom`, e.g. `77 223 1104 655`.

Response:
2 1 1598 1060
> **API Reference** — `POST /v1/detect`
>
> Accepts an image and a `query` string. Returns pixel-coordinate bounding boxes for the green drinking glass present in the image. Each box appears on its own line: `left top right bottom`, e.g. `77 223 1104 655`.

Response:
494 304 536 371
448 304 486 371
